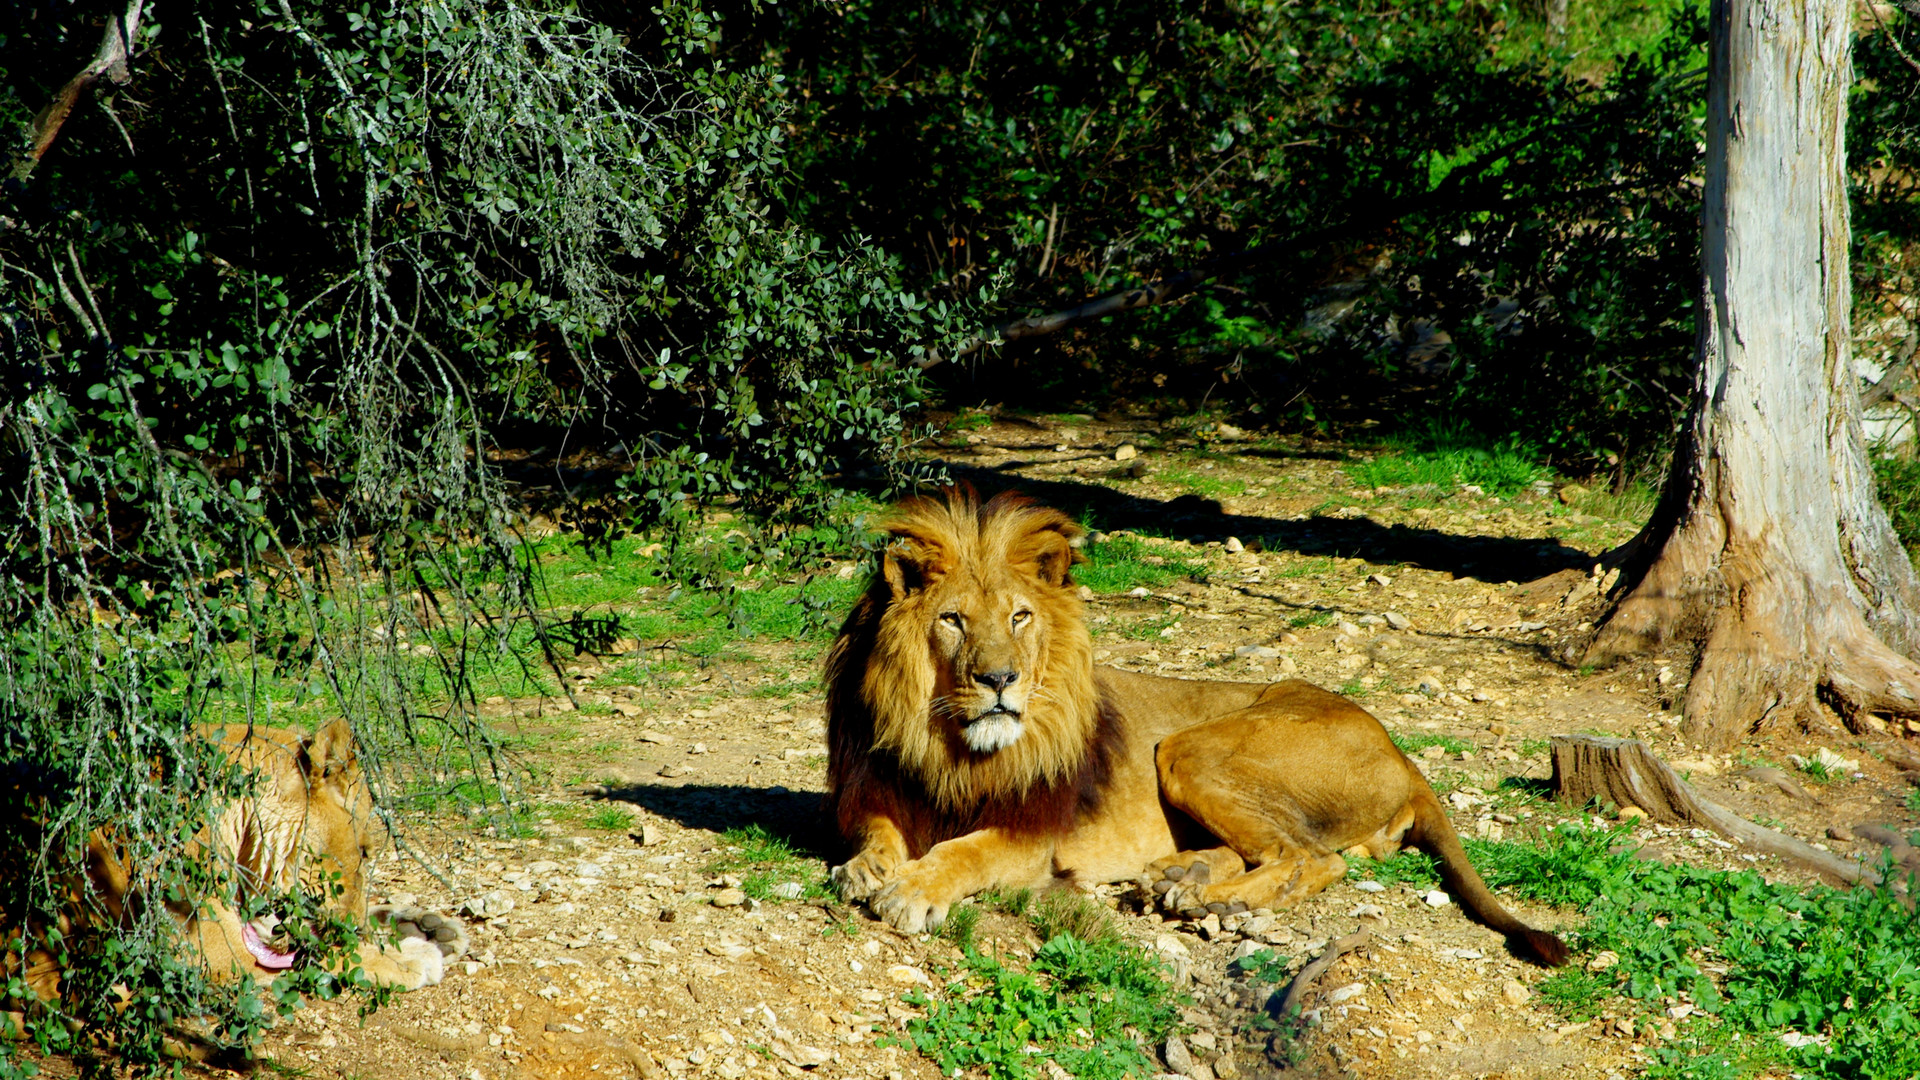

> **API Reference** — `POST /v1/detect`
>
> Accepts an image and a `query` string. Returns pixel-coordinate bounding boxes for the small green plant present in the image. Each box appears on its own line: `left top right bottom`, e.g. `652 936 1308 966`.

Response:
1028 891 1117 947
1535 968 1612 1022
1518 738 1552 758
709 824 828 902
903 914 1181 1080
1346 421 1552 497
937 904 983 952
1125 614 1180 641
1389 732 1474 756
1874 455 1920 555
1076 535 1204 594
1231 947 1294 984
584 806 636 832
1287 609 1336 628
1796 757 1835 782
1161 468 1248 500
1337 679 1371 698
1906 787 1920 815
981 888 1033 917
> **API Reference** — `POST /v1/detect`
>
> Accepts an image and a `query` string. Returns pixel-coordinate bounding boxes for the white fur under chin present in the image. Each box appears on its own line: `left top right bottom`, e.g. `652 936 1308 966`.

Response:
962 714 1025 753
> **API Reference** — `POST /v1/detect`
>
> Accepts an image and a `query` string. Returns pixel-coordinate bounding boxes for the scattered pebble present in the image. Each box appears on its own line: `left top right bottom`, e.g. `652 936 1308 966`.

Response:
1423 890 1452 907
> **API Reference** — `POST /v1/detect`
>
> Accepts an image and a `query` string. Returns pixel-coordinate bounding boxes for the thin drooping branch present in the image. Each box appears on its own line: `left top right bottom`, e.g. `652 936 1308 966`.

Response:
914 180 1658 370
12 0 145 181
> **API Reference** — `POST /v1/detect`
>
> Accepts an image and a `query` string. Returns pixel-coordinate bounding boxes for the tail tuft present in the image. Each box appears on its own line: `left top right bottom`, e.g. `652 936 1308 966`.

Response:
1519 928 1570 968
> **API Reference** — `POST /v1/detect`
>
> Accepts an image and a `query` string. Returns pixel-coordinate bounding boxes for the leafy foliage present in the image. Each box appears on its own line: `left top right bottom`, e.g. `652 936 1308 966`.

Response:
906 906 1181 1080
728 0 1718 469
0 0 966 1068
1366 823 1920 1079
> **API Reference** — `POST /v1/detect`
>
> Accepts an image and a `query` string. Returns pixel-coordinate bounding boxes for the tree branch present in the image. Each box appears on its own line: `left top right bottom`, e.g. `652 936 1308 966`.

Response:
12 0 145 181
915 179 1659 370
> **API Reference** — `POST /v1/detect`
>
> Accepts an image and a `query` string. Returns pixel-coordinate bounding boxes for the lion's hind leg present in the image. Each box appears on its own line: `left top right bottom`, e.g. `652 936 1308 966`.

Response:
1150 844 1347 918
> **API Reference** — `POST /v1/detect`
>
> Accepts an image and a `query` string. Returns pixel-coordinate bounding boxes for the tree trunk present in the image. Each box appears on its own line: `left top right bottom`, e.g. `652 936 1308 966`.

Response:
1545 0 1570 46
1584 0 1920 747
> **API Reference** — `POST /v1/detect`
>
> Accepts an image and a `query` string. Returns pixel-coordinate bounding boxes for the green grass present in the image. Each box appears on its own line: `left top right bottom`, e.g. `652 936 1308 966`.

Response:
1519 737 1552 758
1161 468 1248 500
902 898 1181 1080
1123 614 1179 641
707 824 830 903
583 806 635 831
1287 609 1335 629
1875 455 1920 556
1797 758 1836 782
1390 731 1474 756
1075 534 1204 594
1351 822 1920 1079
1346 419 1552 497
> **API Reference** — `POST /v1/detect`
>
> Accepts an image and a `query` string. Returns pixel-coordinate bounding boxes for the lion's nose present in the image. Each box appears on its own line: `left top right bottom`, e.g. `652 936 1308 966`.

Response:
974 669 1018 693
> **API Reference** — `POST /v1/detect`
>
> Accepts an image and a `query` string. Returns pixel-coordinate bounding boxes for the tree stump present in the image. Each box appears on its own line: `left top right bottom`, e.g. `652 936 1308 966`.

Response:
1548 735 1877 885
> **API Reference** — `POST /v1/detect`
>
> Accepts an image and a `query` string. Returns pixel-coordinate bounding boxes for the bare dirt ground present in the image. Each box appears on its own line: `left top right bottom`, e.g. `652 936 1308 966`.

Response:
206 412 1920 1080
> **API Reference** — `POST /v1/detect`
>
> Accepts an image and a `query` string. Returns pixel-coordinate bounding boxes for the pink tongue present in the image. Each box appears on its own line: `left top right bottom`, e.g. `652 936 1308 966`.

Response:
242 922 298 970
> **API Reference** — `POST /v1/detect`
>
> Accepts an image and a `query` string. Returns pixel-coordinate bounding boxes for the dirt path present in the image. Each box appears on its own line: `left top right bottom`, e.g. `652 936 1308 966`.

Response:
261 413 1920 1080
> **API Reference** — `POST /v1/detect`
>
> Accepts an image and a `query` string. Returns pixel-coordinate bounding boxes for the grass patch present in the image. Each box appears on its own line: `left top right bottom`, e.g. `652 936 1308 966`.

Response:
1875 455 1920 556
1347 419 1551 497
903 897 1181 1080
1076 534 1204 594
1353 822 1920 1078
1390 731 1474 756
1161 468 1248 500
1287 609 1336 629
708 824 829 902
1123 614 1179 641
751 677 819 698
583 806 636 832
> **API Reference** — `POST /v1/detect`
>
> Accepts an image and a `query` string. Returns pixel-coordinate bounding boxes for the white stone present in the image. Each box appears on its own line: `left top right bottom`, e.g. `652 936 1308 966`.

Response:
1325 982 1366 1005
1353 880 1386 893
1423 890 1452 907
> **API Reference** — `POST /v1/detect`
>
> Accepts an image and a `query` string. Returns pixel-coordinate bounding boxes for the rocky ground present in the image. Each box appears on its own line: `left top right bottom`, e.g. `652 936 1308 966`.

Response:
178 412 1920 1080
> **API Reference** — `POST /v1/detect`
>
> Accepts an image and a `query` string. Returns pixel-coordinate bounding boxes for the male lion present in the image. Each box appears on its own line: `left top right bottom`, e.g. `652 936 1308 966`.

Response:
826 489 1567 967
11 717 465 1021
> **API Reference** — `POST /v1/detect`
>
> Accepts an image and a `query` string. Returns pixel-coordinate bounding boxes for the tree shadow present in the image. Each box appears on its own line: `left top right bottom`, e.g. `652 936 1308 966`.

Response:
595 782 839 861
936 463 1594 584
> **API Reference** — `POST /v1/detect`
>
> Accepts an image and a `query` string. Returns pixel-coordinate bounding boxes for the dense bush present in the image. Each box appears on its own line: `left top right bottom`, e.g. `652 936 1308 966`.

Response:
0 0 971 1069
727 0 1916 476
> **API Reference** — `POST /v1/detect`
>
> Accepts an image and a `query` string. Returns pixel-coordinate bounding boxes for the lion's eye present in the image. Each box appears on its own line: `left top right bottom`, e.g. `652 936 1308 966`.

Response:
939 612 964 630
1011 610 1032 627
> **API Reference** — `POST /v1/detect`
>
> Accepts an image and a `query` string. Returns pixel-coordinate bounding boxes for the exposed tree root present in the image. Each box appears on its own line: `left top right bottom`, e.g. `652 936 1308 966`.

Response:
1548 735 1878 885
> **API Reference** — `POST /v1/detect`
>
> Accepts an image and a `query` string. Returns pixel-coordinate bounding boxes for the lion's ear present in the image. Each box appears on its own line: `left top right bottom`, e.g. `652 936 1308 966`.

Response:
882 537 949 600
1029 524 1084 589
301 717 359 792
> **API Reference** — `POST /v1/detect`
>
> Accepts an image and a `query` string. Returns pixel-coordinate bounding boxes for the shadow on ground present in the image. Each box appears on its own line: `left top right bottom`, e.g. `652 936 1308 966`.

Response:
597 782 837 860
919 462 1594 584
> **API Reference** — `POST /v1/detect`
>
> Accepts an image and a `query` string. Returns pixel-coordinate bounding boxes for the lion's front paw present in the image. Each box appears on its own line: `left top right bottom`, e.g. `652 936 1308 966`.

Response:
831 849 901 902
869 874 950 935
369 905 470 961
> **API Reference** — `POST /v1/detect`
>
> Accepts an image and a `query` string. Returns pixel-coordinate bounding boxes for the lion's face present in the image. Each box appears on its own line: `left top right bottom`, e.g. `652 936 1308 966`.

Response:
924 564 1052 753
219 719 379 918
841 490 1102 807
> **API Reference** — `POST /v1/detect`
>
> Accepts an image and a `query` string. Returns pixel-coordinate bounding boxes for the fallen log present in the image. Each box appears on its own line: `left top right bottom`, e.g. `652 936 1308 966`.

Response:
1548 734 1878 886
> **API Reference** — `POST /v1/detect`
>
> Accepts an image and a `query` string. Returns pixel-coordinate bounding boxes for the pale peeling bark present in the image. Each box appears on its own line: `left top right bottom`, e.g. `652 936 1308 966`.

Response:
1585 0 1920 747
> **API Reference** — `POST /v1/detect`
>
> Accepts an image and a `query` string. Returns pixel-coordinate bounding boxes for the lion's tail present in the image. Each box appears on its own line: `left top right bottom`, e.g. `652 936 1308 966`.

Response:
1407 786 1569 967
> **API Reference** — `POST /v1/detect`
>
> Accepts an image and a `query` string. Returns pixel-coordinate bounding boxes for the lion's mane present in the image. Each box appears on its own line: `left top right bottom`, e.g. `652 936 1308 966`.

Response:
825 489 1121 854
